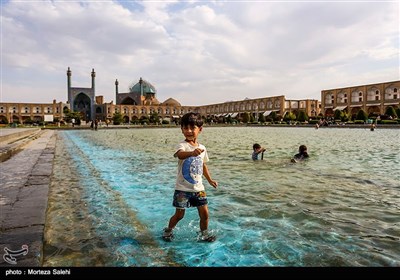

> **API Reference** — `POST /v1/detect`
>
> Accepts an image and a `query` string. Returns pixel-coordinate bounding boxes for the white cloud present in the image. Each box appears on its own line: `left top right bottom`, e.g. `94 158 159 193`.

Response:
1 0 399 106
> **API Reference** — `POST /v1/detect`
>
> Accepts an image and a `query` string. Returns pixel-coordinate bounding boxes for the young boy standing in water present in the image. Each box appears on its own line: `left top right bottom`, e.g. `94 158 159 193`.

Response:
252 143 266 160
163 112 218 242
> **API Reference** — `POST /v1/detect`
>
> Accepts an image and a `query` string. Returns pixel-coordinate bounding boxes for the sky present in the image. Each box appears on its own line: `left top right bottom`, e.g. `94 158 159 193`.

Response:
1 0 399 106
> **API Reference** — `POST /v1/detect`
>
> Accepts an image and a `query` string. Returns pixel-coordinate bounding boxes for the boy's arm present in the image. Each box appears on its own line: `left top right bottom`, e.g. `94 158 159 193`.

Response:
255 147 266 155
203 163 218 188
174 148 204 160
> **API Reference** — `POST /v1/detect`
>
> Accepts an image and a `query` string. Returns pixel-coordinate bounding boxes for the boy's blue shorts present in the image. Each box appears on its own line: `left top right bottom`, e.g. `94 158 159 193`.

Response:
172 190 208 208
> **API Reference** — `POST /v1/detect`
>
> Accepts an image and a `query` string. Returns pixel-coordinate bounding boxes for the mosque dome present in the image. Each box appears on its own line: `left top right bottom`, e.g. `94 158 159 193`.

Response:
129 77 157 95
162 98 181 107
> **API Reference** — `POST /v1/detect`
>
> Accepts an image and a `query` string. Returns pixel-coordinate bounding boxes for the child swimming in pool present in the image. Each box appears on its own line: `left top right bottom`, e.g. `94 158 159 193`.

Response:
291 144 309 163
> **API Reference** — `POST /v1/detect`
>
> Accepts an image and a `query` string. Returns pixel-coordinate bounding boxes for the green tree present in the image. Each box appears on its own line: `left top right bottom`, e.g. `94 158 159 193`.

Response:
283 112 296 122
0 116 9 124
270 111 278 122
113 112 123 125
396 108 400 118
356 109 368 121
65 111 82 123
334 109 342 121
297 111 309 122
341 111 350 122
385 106 398 118
258 113 265 123
140 116 149 125
149 112 159 124
242 112 250 123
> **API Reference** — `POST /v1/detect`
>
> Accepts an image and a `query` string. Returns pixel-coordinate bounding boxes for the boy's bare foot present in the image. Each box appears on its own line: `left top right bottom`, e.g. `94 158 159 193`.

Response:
162 228 174 242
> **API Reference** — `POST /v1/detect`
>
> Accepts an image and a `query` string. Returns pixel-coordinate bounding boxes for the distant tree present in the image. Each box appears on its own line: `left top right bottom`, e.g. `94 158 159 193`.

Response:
297 111 309 122
334 109 342 120
385 106 398 118
356 109 368 121
140 115 149 125
283 112 296 122
149 112 159 124
258 113 265 123
65 111 82 123
270 111 278 122
341 111 350 122
242 112 250 123
0 116 9 124
113 112 123 125
396 108 400 118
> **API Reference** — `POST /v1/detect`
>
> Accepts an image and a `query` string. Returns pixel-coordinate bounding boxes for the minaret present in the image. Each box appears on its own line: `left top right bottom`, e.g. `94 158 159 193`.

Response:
67 67 72 105
91 68 96 91
91 69 96 120
115 79 119 98
139 77 143 97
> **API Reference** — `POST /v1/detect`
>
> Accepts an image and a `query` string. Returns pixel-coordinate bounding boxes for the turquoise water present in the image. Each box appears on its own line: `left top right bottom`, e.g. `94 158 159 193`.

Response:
43 126 400 266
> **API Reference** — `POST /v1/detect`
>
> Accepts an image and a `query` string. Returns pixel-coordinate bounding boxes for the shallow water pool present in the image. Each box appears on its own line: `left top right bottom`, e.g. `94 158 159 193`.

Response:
43 126 400 266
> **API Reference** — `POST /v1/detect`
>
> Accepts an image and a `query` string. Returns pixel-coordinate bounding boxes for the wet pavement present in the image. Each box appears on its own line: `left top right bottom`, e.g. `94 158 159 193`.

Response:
0 129 56 267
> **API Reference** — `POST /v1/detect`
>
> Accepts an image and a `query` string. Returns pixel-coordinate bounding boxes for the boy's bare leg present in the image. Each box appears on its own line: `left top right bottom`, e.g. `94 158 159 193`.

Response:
197 205 209 232
197 206 216 242
163 209 185 241
168 208 185 229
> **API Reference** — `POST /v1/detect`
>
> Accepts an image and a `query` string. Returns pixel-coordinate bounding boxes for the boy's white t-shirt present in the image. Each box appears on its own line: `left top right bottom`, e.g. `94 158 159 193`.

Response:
174 140 209 192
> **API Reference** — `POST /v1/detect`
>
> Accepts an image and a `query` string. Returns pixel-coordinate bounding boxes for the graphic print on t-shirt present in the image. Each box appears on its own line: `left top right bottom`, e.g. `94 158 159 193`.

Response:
182 156 203 184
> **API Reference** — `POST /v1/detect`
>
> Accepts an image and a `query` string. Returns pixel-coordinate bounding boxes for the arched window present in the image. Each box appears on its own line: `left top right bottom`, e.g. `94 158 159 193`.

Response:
351 91 363 102
337 92 347 103
325 93 333 104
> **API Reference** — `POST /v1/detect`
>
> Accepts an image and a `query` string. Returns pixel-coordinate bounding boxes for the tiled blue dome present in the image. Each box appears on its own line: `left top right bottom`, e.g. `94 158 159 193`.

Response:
129 77 157 95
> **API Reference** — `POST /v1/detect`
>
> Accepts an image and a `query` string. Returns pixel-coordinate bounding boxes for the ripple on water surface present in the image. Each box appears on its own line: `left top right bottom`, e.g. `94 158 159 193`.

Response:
43 127 400 266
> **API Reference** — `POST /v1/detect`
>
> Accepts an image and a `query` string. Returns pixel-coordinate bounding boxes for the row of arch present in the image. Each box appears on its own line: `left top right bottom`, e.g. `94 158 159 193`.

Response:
206 98 283 113
325 87 398 104
324 105 398 117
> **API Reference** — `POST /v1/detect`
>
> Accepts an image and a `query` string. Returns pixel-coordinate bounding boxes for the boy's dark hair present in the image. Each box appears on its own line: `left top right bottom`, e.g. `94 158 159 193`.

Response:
253 143 261 150
299 145 307 153
181 112 203 127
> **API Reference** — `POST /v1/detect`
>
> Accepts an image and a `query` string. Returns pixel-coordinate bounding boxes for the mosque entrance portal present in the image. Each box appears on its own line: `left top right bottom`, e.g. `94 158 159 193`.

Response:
74 93 91 121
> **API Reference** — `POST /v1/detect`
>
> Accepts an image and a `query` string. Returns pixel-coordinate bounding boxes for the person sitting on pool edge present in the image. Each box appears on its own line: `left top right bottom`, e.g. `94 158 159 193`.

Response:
252 143 266 160
291 145 309 163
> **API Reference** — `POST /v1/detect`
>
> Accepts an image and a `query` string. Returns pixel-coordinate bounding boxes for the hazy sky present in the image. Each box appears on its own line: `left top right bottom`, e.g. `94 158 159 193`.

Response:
1 0 399 106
